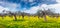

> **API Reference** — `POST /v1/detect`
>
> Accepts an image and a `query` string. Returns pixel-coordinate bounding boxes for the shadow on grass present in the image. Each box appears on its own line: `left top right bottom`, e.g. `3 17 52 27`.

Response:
13 19 25 22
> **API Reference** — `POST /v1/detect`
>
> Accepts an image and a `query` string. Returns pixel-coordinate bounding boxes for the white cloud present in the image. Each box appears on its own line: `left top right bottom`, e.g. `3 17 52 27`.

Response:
0 0 60 14
41 4 60 13
23 4 44 14
21 0 34 2
40 4 48 10
23 6 40 14
56 0 60 3
23 3 60 14
48 4 60 9
0 1 20 12
0 6 9 13
47 4 60 13
29 0 34 2
23 4 49 14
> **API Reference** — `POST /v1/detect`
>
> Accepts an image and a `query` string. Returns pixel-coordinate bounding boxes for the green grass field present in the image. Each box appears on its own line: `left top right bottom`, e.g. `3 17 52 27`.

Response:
0 16 60 28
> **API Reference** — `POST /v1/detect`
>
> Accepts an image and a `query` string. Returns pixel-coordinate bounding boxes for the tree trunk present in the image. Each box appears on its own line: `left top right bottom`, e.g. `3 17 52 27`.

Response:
22 15 24 19
21 13 24 19
42 11 47 22
44 15 47 21
38 16 40 19
14 15 17 21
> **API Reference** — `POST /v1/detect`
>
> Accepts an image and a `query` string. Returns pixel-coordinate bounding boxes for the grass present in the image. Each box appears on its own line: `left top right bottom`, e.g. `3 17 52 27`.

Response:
0 16 59 28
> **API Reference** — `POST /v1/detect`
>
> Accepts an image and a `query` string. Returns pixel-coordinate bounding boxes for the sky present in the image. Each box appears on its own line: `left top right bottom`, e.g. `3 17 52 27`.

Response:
0 0 60 14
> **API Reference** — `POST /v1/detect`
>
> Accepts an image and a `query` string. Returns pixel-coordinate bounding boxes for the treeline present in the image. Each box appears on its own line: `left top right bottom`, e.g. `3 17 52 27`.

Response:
0 9 60 21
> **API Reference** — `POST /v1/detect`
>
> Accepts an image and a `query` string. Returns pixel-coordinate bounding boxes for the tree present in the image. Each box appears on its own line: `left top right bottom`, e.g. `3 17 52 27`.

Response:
36 10 43 18
8 11 17 21
0 10 7 19
21 12 25 19
17 11 21 19
42 11 47 21
0 14 4 19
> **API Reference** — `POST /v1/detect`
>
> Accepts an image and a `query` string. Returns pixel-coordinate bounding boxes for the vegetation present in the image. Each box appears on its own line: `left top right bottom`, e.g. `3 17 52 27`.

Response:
0 16 59 28
0 9 59 28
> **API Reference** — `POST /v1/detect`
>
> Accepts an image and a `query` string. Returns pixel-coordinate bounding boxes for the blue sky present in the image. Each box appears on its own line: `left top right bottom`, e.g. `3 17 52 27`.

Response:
0 0 60 14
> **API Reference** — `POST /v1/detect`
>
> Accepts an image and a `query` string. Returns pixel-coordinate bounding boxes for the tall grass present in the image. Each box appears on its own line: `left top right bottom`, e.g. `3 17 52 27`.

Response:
0 16 59 28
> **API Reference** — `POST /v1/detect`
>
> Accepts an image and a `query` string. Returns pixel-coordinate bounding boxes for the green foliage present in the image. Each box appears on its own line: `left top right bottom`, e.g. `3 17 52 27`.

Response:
0 16 59 28
0 19 59 28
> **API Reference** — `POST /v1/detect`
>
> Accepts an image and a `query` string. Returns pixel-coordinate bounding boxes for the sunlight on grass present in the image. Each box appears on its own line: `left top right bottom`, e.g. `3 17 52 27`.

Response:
0 16 59 28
